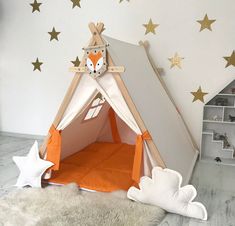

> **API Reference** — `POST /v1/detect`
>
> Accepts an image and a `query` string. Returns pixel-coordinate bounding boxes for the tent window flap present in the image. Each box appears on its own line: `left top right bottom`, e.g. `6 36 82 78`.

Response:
83 94 105 121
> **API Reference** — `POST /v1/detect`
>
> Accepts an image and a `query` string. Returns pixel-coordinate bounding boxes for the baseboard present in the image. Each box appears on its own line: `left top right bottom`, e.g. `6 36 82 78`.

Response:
0 131 45 140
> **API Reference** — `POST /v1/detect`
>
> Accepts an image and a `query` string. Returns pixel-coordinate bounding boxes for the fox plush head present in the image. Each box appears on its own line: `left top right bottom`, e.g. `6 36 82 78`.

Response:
84 45 107 78
86 51 104 74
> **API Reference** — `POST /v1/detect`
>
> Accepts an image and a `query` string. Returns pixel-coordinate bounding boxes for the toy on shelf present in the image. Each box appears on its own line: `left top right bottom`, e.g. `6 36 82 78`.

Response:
214 157 222 162
215 98 228 106
213 132 222 140
211 115 222 121
223 133 231 148
229 115 235 122
213 132 231 148
231 88 235 94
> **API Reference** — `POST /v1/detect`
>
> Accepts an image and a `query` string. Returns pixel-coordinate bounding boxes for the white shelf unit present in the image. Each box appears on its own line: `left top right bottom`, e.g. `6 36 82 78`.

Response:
201 80 235 165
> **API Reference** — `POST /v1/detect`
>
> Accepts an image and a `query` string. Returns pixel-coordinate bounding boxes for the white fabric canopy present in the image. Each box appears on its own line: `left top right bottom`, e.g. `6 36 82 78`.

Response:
57 73 141 134
104 35 198 185
57 75 97 130
43 34 198 185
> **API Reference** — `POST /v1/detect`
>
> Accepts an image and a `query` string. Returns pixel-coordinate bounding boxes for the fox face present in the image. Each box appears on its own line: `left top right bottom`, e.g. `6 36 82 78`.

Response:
86 51 104 74
84 45 107 78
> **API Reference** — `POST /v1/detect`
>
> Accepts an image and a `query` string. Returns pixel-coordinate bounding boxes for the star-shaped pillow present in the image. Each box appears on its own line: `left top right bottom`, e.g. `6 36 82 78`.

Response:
13 141 53 188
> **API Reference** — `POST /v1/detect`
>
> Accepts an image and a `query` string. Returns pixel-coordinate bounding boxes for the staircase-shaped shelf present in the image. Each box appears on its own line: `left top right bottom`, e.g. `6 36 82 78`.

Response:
201 80 235 165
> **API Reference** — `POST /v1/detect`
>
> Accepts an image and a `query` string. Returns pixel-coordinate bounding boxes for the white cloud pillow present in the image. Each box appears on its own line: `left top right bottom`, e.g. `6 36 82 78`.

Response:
127 167 207 220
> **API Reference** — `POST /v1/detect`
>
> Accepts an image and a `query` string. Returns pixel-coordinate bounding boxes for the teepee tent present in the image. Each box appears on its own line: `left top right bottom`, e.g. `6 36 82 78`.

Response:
40 23 198 192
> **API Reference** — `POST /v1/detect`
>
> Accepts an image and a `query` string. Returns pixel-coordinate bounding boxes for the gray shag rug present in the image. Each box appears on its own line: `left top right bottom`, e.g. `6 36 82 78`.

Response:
0 183 165 226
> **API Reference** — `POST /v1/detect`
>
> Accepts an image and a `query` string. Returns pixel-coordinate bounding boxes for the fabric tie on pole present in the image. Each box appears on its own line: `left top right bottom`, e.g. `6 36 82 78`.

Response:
46 125 61 170
132 131 152 183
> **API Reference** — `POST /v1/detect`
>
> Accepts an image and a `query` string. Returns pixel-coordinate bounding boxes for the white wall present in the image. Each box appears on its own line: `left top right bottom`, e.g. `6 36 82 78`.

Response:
0 0 234 146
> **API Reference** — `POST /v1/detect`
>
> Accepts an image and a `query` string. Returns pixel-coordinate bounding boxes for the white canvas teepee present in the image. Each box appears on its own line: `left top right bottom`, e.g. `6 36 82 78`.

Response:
38 23 198 192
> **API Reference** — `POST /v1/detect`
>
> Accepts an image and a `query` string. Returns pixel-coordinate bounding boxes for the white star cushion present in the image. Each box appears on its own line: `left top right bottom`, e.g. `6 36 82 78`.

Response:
127 167 207 220
13 141 54 188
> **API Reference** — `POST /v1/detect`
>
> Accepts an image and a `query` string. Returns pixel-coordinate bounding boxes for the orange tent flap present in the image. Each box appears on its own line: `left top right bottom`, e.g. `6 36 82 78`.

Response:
46 125 61 170
108 108 121 143
132 131 152 183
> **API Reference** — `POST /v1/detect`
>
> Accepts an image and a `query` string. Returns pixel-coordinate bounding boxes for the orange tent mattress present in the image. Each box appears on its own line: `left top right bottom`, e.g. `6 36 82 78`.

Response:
47 142 135 192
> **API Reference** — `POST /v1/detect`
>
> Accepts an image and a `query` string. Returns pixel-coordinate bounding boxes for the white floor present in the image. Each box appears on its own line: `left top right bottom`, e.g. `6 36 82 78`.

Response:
1 134 235 226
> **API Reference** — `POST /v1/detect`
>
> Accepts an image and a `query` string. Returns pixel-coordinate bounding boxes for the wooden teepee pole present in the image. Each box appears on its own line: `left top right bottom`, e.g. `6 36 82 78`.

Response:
39 23 105 157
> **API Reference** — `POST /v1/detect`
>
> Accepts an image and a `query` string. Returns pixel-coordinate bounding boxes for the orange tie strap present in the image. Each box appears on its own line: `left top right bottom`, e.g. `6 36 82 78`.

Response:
132 131 152 183
46 125 61 170
109 108 121 143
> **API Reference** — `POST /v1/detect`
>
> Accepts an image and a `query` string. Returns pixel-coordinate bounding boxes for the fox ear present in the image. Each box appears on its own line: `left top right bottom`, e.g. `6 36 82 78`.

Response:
95 57 104 72
86 58 94 72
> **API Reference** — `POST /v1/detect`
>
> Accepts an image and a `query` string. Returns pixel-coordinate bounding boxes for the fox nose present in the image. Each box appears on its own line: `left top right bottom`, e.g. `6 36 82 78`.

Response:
94 70 96 73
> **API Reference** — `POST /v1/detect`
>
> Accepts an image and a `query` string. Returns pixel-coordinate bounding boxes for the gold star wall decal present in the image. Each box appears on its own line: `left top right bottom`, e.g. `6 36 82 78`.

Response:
71 57 81 67
224 51 235 68
71 0 81 8
197 14 216 32
143 19 159 35
48 27 60 41
168 53 184 69
30 0 42 13
32 58 43 71
191 86 208 103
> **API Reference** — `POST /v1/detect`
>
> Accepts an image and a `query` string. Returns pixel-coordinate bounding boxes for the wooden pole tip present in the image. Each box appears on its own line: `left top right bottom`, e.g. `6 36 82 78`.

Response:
139 40 150 49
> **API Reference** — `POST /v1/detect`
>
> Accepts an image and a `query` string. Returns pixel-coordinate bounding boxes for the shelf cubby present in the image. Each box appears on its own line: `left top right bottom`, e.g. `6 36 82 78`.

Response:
203 106 223 121
207 95 235 107
223 107 235 122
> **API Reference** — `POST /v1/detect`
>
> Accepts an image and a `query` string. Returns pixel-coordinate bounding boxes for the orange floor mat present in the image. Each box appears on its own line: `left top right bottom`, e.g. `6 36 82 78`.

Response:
47 142 135 192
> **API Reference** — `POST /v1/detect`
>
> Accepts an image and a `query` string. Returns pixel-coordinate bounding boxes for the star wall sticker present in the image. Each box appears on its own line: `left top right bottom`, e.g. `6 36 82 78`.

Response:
191 86 208 103
168 53 184 69
71 57 81 67
197 14 216 32
32 58 43 71
143 19 159 35
224 51 235 68
48 27 60 41
71 0 81 8
30 0 42 13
